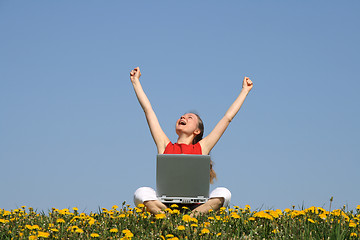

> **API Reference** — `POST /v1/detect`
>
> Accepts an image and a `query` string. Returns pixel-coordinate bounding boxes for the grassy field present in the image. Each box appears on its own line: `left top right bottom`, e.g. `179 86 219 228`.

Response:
1 202 359 239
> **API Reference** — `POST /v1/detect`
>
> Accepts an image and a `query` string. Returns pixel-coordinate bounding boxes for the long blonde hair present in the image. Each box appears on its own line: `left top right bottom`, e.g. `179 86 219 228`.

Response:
192 113 217 184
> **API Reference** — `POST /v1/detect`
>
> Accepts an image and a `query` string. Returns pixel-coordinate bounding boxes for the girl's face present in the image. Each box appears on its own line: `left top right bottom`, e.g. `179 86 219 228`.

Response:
175 113 200 136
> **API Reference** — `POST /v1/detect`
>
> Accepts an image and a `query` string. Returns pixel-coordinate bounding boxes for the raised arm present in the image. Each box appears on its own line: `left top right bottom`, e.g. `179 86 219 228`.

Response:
199 77 253 155
130 67 170 154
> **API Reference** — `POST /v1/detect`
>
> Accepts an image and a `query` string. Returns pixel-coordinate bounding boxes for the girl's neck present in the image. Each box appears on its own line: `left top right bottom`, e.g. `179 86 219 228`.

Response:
176 135 194 145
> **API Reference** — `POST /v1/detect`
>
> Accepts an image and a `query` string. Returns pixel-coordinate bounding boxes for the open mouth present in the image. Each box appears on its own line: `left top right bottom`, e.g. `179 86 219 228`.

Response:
179 120 186 125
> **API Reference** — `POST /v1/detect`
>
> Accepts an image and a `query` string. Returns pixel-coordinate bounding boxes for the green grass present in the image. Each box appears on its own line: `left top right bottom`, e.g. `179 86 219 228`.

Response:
1 203 359 239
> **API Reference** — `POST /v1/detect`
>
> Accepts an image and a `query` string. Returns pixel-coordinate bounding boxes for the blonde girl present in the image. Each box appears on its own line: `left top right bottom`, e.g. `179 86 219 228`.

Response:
130 67 253 214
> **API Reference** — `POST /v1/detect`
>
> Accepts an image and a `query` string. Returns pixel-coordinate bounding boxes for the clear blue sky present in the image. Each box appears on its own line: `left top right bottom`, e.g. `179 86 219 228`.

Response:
1 1 359 212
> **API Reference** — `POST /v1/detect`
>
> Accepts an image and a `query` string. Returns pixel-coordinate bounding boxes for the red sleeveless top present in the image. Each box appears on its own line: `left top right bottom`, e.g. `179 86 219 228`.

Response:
163 142 202 155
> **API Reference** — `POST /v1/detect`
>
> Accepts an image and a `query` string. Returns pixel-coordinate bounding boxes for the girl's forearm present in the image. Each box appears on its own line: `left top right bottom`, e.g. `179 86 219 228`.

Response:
132 79 153 113
224 89 250 122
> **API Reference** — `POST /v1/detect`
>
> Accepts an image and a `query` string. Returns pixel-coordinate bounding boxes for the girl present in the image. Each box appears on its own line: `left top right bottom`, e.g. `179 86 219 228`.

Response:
131 67 253 215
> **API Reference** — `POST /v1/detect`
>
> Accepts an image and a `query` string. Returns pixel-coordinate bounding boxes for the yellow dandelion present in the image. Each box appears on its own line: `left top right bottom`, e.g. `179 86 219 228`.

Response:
75 228 84 233
155 213 166 219
177 225 185 230
350 233 357 237
230 212 240 219
90 233 100 238
160 235 165 240
112 205 119 209
56 218 65 223
208 209 213 213
190 217 198 223
201 228 210 234
28 236 37 240
165 208 173 214
349 221 357 228
50 228 58 232
32 225 40 230
203 222 211 227
0 219 9 224
216 232 222 236
182 214 191 222
208 216 214 220
254 211 274 220
166 234 174 238
170 204 179 208
249 217 255 221
172 209 180 214
182 206 189 210
72 207 78 212
356 205 360 210
245 205 251 210
122 229 134 238
134 207 142 213
220 207 226 211
308 218 315 223
88 217 96 225
191 224 198 227
37 231 50 238
110 228 118 233
26 225 33 230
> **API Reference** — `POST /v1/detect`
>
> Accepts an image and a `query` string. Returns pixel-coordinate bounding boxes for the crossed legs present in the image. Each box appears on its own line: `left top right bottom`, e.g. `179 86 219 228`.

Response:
144 197 224 215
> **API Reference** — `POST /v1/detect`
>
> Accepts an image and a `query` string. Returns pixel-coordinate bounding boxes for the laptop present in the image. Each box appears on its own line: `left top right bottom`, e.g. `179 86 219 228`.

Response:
156 154 210 204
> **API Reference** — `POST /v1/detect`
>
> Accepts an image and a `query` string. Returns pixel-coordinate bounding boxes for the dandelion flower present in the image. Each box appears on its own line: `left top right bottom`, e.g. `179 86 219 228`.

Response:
155 213 166 219
177 225 185 230
170 204 179 208
307 218 315 223
122 229 134 238
32 225 40 230
37 231 50 238
349 221 357 228
166 234 174 238
72 207 78 212
50 228 58 232
28 236 37 240
90 233 100 238
216 233 222 236
182 214 191 222
56 218 65 223
110 228 118 233
201 228 210 234
350 233 357 237
75 228 84 233
191 224 198 227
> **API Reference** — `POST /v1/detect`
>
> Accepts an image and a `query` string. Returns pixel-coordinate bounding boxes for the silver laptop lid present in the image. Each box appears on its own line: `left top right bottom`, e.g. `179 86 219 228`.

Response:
156 154 210 199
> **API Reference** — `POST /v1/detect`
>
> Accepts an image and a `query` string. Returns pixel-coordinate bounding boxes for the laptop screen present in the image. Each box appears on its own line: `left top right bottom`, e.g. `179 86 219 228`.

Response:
156 154 210 198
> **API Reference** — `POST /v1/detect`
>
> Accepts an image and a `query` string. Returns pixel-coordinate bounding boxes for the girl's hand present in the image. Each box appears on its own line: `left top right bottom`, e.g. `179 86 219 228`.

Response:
242 77 253 92
130 67 141 83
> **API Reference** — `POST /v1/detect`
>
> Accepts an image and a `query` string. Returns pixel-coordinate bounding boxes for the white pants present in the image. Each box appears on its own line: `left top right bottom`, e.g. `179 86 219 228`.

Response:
134 187 231 208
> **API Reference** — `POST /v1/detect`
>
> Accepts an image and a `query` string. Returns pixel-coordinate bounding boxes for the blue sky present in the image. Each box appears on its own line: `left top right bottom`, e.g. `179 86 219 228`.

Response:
1 1 359 212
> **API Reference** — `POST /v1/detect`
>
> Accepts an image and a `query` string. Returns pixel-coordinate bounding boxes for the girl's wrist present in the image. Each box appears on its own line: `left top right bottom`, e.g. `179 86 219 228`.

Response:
241 88 250 95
